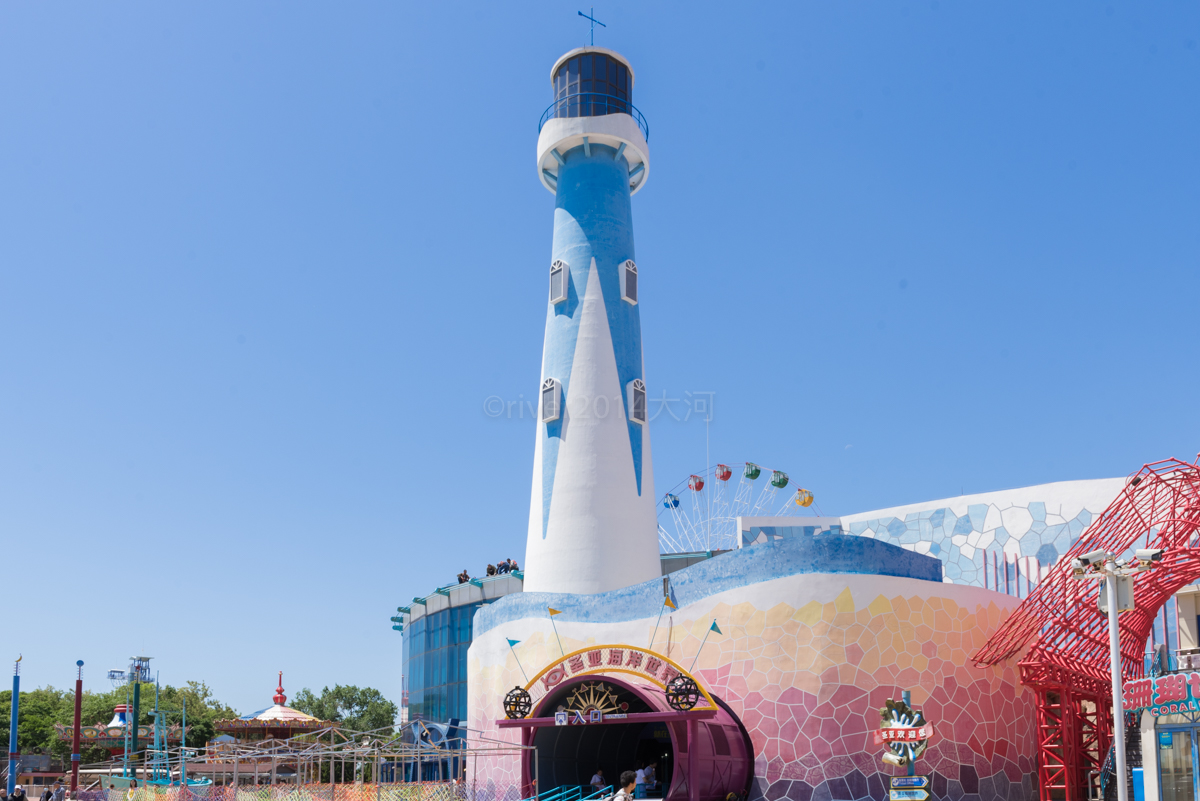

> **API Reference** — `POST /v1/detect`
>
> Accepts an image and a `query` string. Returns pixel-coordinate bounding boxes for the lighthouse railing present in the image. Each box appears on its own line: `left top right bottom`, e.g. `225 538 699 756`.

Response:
538 93 649 141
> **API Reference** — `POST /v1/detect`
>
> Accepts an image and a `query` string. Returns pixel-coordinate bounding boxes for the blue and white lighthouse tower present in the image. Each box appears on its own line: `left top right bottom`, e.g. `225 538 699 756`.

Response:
524 48 660 595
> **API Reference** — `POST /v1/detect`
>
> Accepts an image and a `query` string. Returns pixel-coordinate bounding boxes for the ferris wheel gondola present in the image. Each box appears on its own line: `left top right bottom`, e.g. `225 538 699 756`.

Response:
657 461 817 553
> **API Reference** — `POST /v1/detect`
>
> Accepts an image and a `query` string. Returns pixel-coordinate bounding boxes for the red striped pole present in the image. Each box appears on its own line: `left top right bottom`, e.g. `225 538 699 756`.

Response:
71 661 83 797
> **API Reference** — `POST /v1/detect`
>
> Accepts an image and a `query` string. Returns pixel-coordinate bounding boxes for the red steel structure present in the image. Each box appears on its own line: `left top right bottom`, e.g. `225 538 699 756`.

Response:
973 457 1200 801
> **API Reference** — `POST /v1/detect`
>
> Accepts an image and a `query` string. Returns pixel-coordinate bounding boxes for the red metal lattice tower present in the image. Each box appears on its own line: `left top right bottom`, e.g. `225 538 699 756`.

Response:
973 457 1200 801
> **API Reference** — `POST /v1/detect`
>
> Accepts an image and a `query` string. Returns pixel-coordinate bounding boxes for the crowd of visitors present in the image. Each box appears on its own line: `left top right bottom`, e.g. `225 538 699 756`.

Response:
455 558 519 584
589 762 657 799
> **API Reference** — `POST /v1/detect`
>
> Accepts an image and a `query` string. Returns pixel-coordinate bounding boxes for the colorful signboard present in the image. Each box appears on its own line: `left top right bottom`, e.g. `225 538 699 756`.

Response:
877 698 934 767
521 645 717 714
890 790 930 801
873 725 936 745
1122 673 1200 717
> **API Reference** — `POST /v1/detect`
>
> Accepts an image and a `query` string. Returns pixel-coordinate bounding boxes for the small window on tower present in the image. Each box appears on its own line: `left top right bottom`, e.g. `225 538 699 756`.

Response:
549 260 568 304
621 260 638 305
627 379 647 425
541 378 562 423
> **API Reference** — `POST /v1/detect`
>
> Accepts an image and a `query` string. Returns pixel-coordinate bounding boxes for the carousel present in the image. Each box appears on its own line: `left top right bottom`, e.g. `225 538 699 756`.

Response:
196 673 337 785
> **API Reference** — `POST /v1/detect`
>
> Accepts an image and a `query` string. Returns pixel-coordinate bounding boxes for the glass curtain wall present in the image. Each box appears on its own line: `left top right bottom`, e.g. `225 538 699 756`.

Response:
402 603 485 722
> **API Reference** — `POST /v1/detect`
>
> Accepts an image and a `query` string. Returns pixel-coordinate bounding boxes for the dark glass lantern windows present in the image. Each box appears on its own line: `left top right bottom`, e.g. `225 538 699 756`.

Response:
552 52 631 120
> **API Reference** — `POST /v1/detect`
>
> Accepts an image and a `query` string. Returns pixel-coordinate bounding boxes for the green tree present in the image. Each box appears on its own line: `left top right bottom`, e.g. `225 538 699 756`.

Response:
0 681 238 766
0 687 74 759
291 685 397 734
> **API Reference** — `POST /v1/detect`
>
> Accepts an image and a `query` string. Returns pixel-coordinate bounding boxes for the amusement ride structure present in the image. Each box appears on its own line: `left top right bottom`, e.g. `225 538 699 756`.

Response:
56 657 212 788
657 462 816 553
973 457 1200 801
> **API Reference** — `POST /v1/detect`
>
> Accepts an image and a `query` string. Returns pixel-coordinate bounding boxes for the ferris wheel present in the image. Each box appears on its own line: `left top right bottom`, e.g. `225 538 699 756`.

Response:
657 462 816 554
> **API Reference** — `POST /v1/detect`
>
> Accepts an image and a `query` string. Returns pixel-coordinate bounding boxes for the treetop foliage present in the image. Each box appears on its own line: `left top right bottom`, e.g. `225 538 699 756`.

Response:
0 681 237 765
290 685 397 734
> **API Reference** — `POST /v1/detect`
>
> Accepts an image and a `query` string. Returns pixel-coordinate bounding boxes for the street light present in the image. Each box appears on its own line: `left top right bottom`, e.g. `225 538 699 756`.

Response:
1071 548 1165 801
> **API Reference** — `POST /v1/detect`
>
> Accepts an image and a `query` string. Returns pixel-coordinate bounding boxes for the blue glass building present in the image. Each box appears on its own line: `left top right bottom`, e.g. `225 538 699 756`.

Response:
397 573 526 723
401 602 483 723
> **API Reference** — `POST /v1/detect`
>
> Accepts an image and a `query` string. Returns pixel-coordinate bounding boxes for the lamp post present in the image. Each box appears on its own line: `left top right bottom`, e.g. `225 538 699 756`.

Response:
1071 546 1165 801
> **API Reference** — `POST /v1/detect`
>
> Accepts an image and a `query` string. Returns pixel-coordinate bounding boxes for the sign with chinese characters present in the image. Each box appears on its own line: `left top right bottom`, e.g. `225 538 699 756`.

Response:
891 777 929 789
890 789 929 801
877 697 933 767
1123 673 1200 717
873 725 936 745
521 645 716 716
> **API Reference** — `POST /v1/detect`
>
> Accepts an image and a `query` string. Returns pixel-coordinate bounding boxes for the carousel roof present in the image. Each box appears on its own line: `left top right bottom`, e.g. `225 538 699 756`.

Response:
237 704 320 723
214 672 334 732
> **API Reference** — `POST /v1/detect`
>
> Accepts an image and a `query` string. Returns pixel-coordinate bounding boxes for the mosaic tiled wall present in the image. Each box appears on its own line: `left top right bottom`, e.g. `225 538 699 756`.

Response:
742 478 1125 588
468 572 1034 801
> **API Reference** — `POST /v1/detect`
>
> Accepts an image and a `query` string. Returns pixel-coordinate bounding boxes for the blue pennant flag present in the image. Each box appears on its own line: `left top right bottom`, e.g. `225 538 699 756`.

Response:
507 638 521 647
710 620 722 635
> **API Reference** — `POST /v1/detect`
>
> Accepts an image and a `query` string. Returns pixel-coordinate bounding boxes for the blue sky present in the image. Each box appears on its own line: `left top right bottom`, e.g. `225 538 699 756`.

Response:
1 1 1196 715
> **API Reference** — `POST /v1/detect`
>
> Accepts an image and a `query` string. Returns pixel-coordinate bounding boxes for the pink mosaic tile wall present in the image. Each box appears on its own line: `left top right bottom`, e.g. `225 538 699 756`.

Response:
468 579 1034 801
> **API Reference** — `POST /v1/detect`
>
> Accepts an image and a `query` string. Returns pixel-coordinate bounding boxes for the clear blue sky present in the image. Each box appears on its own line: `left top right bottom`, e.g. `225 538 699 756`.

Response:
1 1 1196 716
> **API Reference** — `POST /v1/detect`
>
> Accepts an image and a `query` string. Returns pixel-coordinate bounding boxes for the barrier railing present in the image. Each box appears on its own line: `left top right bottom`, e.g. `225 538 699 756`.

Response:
537 94 649 141
80 783 479 801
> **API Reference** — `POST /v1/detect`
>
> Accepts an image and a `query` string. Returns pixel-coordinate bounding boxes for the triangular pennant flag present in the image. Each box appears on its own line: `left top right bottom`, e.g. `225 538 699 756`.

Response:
710 620 722 634
548 607 563 616
507 638 521 647
664 596 677 610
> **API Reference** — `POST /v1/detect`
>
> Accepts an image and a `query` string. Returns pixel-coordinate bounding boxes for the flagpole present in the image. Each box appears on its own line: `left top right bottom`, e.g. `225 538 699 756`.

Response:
548 608 566 657
689 620 721 673
506 639 529 683
649 599 669 651
549 618 565 657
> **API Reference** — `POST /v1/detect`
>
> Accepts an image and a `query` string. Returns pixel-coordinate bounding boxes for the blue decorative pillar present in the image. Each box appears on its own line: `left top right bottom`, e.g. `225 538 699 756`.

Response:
8 657 20 794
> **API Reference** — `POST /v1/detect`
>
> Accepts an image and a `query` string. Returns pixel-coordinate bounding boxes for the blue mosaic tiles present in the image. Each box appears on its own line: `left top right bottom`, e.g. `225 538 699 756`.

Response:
740 481 1123 588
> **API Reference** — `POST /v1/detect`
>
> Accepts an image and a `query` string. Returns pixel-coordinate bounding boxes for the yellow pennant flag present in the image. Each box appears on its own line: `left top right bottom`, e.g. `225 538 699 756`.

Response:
548 607 563 616
664 596 677 610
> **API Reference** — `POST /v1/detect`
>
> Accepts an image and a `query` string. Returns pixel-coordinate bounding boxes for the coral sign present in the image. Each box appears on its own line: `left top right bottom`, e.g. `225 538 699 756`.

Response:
1123 673 1200 716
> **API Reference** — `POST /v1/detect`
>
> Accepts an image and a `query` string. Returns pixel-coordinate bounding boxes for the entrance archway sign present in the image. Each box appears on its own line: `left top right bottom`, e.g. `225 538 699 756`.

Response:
519 644 718 714
497 645 750 801
973 457 1200 801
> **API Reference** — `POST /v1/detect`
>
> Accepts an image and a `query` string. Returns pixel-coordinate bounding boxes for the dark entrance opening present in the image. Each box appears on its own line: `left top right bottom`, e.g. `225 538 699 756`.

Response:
528 677 751 801
533 679 675 795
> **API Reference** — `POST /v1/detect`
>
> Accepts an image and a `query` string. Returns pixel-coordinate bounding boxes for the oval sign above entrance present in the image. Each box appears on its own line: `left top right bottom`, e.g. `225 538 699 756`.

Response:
521 644 718 716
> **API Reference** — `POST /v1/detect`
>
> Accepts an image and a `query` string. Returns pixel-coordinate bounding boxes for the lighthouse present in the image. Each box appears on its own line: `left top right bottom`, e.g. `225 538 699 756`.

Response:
523 47 660 595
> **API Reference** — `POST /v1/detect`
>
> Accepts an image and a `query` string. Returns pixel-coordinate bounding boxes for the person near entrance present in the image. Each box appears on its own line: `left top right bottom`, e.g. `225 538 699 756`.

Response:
590 769 605 793
615 771 638 801
634 764 646 799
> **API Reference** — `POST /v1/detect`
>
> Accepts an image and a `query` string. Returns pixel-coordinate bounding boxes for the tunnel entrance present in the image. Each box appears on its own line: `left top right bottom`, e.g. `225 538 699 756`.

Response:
525 675 751 801
532 680 676 795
